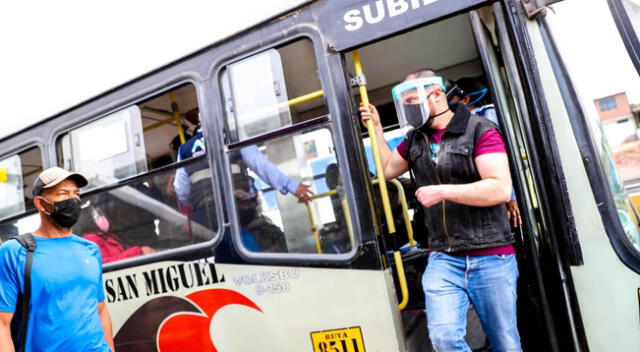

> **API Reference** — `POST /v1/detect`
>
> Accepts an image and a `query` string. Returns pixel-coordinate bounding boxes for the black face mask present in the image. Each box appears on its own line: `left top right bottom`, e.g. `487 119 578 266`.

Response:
404 104 426 129
41 197 82 228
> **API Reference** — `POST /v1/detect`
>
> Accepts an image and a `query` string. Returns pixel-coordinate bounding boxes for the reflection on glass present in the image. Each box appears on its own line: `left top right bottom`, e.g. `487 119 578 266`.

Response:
229 127 353 254
0 155 25 220
0 213 39 243
224 49 292 141
69 106 148 192
622 0 640 41
594 121 640 250
73 157 216 263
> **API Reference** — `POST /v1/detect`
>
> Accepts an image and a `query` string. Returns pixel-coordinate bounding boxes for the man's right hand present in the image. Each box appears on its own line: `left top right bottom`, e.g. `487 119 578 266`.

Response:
359 103 382 130
294 183 314 203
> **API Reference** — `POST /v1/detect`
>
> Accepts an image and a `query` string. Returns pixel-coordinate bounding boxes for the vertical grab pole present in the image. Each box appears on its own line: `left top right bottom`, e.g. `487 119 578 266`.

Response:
169 92 186 144
352 50 396 234
305 202 323 254
352 50 408 310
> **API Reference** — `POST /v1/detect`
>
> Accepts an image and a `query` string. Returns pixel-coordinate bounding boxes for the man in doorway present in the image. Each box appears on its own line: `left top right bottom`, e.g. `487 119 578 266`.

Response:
0 167 114 352
360 69 522 352
448 76 521 228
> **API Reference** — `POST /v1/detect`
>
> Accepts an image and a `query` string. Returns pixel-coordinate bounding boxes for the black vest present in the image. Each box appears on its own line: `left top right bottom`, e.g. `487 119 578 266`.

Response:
408 105 513 252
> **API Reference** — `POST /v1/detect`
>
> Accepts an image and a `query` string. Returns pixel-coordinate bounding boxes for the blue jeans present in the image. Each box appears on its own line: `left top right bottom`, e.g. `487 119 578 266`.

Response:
422 251 522 352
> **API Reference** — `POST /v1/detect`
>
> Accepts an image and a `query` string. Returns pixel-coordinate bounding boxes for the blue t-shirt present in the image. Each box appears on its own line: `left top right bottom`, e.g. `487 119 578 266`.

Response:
0 235 111 351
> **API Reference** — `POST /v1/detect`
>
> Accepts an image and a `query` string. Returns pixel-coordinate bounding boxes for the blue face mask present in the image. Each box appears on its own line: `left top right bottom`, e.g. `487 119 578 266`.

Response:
464 88 488 107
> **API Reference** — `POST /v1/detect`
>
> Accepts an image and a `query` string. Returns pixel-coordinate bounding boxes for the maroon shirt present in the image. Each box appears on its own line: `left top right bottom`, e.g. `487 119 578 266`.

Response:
397 128 515 256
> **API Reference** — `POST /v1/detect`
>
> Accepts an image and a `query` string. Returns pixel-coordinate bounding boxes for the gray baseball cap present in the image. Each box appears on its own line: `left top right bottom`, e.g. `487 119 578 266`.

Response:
32 167 88 197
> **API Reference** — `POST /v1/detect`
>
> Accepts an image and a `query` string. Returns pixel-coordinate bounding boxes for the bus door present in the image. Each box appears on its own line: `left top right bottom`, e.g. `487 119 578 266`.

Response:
516 0 640 350
468 5 568 352
321 1 581 350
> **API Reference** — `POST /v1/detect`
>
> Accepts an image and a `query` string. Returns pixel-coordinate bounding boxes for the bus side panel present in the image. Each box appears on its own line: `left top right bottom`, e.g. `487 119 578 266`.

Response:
525 16 640 351
104 260 405 351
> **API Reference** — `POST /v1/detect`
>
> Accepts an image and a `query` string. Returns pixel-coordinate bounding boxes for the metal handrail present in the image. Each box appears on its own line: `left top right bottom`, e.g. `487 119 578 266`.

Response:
353 50 408 310
373 178 415 248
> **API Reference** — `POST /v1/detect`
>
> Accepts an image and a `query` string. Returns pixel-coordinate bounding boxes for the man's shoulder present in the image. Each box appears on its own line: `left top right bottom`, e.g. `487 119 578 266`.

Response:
468 113 496 127
71 235 101 254
0 239 24 268
0 238 24 255
467 114 499 139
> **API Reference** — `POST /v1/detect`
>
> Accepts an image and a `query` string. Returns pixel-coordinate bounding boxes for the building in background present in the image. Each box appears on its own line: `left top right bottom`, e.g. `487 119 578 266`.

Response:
595 92 640 184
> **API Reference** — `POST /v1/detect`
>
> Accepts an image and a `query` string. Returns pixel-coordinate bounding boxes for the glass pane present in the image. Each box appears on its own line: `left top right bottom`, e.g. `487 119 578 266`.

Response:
74 157 217 264
0 212 39 242
70 105 148 191
550 0 640 250
21 147 44 211
138 84 200 169
0 155 25 220
226 49 292 140
222 40 327 143
622 0 640 40
228 126 353 254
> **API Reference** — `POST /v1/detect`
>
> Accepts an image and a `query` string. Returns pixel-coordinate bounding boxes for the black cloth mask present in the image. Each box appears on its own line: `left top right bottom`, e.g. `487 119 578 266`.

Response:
404 104 427 129
41 197 82 228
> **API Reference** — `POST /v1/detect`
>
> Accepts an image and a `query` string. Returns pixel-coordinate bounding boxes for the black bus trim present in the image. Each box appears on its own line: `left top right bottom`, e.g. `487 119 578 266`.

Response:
608 0 640 76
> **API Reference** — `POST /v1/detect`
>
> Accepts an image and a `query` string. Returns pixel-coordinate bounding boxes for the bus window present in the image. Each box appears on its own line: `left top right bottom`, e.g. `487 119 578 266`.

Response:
222 39 327 143
229 126 352 254
222 39 352 255
56 83 218 263
550 0 640 251
72 157 216 264
65 105 147 191
0 155 25 220
0 146 43 239
609 0 640 75
57 83 201 189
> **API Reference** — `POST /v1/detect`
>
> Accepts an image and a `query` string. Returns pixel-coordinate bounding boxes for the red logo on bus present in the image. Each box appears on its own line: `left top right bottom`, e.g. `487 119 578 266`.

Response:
114 288 262 352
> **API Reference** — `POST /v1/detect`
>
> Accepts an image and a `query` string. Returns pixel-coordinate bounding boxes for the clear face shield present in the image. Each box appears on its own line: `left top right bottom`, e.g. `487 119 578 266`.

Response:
392 77 446 134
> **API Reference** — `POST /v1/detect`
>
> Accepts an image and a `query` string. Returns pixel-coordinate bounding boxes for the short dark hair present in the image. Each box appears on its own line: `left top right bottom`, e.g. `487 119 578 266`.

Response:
404 68 439 81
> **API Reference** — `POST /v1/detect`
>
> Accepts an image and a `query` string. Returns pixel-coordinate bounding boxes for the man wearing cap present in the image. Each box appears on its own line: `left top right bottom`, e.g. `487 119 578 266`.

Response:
361 69 521 352
0 167 114 352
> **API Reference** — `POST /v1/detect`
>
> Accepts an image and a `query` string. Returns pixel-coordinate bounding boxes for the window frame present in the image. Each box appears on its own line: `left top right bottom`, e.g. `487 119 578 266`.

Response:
0 142 45 224
538 12 640 273
608 0 640 76
599 96 618 111
49 80 225 272
210 33 361 264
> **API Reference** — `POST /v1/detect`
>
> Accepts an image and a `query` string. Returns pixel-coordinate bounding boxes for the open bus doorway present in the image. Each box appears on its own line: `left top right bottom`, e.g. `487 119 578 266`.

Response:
342 6 556 352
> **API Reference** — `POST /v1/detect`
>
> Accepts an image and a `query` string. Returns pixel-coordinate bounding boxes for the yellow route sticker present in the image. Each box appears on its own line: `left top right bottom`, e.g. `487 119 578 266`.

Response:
310 326 366 352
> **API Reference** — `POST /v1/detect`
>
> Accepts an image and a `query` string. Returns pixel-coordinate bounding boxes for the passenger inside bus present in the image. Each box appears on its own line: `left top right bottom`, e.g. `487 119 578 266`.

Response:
82 200 156 263
448 76 521 228
174 108 314 231
234 174 288 252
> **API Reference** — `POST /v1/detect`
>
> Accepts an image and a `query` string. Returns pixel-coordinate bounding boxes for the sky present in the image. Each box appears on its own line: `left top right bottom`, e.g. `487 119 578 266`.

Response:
0 0 638 139
548 0 640 105
0 0 307 139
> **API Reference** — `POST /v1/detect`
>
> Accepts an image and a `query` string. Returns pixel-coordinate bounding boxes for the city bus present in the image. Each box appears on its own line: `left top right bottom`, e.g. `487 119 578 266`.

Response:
1 0 639 351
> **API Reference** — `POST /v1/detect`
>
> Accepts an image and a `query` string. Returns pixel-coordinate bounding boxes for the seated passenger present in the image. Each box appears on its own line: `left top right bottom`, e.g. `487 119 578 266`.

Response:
83 204 155 263
235 175 288 252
